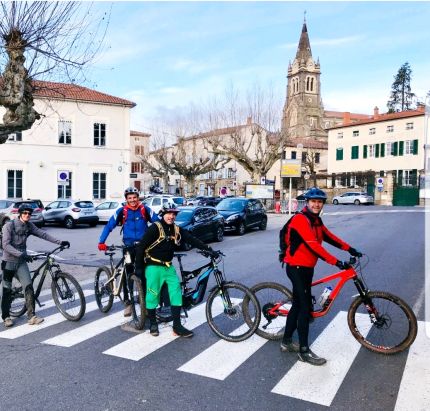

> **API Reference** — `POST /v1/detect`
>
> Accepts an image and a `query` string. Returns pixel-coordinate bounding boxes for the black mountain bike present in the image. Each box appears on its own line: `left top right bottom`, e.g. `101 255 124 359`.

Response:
156 250 261 342
9 245 86 321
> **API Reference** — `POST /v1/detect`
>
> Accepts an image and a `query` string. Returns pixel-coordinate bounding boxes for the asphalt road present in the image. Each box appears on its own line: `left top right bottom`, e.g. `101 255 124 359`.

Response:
0 205 427 411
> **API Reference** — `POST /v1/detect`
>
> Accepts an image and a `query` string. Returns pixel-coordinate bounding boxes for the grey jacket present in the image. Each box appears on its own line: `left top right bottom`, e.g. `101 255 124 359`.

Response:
1 219 62 263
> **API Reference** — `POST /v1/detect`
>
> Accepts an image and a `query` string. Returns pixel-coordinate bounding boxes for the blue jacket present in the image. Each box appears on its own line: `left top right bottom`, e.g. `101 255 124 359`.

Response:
98 204 159 246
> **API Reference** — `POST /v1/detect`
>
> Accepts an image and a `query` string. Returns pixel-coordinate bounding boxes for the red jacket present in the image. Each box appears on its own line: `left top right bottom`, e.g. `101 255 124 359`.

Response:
283 207 350 268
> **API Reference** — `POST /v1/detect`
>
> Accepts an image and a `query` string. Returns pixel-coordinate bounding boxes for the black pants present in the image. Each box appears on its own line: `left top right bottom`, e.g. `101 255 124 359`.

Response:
283 265 314 349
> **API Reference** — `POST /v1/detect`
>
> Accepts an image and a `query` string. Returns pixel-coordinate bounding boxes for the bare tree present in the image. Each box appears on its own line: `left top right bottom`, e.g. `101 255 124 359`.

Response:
203 83 285 183
140 146 173 192
0 1 110 143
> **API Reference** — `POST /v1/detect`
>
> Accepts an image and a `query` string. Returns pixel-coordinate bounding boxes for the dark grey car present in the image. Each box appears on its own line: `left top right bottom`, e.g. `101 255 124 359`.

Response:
43 200 99 229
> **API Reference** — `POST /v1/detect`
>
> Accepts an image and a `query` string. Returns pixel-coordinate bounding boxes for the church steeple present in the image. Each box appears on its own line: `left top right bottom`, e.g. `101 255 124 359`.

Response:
295 21 312 63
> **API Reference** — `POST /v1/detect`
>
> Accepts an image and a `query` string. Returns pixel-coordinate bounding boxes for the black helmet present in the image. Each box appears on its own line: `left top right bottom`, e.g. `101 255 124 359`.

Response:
159 203 180 215
124 187 139 198
18 203 33 215
304 187 327 203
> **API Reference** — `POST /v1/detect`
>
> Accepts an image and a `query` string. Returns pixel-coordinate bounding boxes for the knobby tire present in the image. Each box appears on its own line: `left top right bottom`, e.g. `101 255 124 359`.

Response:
94 266 114 313
129 275 146 330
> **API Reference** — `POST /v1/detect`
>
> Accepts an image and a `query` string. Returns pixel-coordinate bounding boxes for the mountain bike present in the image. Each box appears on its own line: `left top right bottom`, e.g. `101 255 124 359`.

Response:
94 244 145 330
9 245 86 321
155 250 261 342
242 256 417 354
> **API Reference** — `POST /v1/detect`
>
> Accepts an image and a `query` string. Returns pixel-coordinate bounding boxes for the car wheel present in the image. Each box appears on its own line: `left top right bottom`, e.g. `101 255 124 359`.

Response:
354 199 360 205
333 199 339 205
236 221 246 236
214 226 224 242
64 216 75 229
259 218 267 231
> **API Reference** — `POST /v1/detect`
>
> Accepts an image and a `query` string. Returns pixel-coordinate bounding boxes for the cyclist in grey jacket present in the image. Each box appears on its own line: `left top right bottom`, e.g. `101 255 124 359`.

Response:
1 203 69 327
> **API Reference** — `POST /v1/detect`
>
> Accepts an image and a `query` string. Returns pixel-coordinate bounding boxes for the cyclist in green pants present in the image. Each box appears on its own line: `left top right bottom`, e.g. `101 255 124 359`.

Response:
135 203 216 338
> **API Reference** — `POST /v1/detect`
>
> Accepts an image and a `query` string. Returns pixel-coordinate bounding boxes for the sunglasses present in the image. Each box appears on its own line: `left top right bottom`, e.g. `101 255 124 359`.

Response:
21 211 32 215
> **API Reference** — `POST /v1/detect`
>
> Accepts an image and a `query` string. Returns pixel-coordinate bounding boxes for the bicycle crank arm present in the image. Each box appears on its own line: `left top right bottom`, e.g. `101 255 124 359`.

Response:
36 298 45 308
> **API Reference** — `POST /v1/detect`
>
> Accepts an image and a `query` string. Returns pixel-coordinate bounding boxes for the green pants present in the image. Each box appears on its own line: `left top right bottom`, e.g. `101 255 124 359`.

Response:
145 265 182 309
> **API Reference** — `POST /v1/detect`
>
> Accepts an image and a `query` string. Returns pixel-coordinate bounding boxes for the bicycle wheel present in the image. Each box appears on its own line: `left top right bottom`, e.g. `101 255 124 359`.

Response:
51 272 86 321
128 275 146 330
243 282 292 341
94 266 114 313
206 281 261 342
9 276 26 317
347 291 418 355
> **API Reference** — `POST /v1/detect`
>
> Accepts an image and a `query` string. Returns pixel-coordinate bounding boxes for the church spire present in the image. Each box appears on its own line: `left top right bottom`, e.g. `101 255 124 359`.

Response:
295 17 312 62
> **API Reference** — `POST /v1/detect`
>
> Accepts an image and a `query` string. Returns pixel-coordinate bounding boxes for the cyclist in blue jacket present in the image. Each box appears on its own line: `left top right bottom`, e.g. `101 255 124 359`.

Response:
97 187 159 316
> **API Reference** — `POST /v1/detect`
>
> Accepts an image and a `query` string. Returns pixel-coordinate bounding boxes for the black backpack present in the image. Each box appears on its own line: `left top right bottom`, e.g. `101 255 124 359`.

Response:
279 211 311 256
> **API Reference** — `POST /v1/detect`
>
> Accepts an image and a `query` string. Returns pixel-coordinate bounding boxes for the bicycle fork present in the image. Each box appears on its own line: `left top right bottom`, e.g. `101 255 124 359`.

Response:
353 278 378 324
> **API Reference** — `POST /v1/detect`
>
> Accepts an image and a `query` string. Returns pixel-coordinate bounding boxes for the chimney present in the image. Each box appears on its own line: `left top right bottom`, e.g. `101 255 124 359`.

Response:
246 116 252 125
343 112 351 125
416 102 425 113
373 106 379 119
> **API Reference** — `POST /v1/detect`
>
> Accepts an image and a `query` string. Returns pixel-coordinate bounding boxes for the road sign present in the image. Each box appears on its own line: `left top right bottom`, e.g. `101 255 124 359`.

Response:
281 160 301 177
376 177 384 187
57 170 69 183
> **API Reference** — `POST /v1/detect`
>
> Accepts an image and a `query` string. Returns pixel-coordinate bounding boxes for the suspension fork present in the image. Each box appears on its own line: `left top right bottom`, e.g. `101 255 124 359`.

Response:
213 269 233 308
353 277 378 320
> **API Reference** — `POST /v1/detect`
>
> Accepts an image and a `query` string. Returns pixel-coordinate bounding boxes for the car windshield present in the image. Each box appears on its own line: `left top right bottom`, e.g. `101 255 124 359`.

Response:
172 197 185 205
75 201 94 208
15 201 39 209
175 209 194 222
216 198 247 211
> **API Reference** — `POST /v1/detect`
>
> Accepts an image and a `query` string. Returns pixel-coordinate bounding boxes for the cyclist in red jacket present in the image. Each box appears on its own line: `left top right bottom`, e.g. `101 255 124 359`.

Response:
280 187 362 366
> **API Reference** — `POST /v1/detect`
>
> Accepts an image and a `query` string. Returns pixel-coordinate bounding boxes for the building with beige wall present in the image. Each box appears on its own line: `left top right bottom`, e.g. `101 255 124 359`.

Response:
129 130 151 193
0 81 135 203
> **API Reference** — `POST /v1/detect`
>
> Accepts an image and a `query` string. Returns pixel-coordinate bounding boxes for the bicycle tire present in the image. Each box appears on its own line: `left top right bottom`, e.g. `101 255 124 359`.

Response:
206 281 261 342
128 275 146 330
347 290 418 355
9 276 27 318
243 282 292 341
94 266 114 313
51 272 86 321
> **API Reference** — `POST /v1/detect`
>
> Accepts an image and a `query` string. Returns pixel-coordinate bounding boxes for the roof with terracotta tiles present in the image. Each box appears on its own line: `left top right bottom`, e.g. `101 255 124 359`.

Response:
131 130 151 137
324 110 371 120
32 80 136 107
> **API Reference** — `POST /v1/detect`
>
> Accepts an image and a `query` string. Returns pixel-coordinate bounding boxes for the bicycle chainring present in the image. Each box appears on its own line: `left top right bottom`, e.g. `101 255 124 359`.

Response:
262 302 278 321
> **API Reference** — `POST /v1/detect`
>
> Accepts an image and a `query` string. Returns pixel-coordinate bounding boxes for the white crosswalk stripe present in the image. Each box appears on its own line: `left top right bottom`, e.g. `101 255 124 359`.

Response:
271 311 371 406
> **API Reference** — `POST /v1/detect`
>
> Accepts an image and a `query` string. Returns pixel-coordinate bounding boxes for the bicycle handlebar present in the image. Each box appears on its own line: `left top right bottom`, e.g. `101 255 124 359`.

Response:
28 245 67 260
197 249 225 260
105 243 138 255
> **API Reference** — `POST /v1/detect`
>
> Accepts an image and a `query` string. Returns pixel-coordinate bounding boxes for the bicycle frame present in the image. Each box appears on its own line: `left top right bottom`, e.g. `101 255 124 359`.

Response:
268 259 367 319
103 246 135 298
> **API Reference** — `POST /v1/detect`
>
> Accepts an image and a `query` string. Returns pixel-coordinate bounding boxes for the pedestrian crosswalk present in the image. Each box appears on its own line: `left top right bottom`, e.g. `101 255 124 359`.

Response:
0 289 428 410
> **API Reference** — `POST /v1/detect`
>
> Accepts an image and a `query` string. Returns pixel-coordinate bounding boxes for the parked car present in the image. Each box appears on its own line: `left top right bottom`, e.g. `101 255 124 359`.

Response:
332 192 374 205
0 199 45 227
175 206 224 250
143 195 183 214
43 200 99 228
95 200 124 223
185 196 206 206
199 196 223 207
216 197 267 235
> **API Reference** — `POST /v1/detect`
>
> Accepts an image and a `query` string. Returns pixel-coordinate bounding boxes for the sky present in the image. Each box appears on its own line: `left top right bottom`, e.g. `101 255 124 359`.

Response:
87 1 430 134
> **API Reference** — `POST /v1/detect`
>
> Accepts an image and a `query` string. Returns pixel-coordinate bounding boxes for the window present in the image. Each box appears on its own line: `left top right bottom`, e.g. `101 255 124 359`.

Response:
336 148 343 161
386 142 395 156
93 172 106 199
57 171 72 198
405 140 418 155
369 128 375 135
94 123 106 146
353 130 359 137
8 132 22 141
406 122 414 130
315 152 320 164
135 145 144 155
131 162 143 173
7 169 22 198
402 170 417 186
368 144 376 158
291 151 297 160
227 168 236 179
351 146 359 159
386 125 394 133
337 132 343 139
301 152 307 162
59 120 72 144
350 175 357 187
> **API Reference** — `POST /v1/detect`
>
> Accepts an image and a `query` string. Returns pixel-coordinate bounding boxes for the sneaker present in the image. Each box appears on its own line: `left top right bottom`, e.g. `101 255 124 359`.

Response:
149 323 159 336
3 317 14 328
124 303 132 317
28 315 44 325
298 349 327 366
280 340 300 353
173 324 194 338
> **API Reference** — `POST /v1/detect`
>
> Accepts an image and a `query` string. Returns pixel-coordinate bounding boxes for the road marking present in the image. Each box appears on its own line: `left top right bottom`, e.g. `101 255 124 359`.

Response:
0 300 99 340
34 277 95 299
103 299 230 361
34 289 93 312
394 321 430 411
178 322 267 380
42 309 125 347
271 311 371 406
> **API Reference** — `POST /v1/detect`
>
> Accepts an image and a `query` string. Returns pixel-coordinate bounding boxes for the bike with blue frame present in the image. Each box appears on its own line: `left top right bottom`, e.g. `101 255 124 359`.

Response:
156 249 261 342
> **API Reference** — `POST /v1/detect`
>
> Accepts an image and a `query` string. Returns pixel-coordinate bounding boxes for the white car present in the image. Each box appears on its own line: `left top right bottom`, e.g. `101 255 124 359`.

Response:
143 195 188 214
95 201 124 223
332 192 374 205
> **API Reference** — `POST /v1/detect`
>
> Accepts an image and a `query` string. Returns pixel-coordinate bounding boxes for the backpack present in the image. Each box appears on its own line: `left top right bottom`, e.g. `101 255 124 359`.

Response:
116 204 150 227
279 211 310 256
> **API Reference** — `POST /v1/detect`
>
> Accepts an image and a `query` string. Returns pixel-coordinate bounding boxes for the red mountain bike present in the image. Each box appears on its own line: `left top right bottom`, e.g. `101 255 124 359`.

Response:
243 256 417 354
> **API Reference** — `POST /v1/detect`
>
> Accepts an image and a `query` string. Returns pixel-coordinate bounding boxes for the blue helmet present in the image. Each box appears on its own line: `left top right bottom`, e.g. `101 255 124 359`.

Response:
304 187 327 203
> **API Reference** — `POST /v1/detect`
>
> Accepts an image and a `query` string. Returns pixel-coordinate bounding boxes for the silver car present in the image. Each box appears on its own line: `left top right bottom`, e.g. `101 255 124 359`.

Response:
95 200 124 223
0 199 45 227
332 192 374 205
43 200 99 229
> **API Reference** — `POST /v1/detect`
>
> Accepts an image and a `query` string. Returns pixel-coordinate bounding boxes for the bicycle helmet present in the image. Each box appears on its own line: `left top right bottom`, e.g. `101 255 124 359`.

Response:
159 203 180 215
124 186 139 198
304 187 327 203
18 203 33 215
